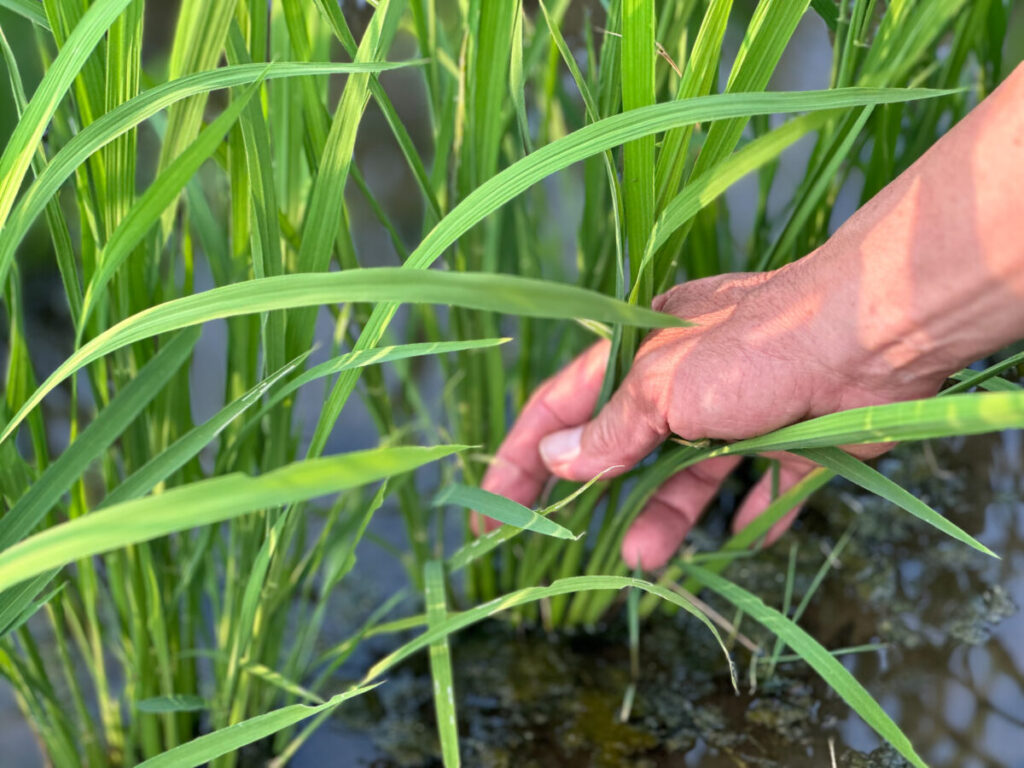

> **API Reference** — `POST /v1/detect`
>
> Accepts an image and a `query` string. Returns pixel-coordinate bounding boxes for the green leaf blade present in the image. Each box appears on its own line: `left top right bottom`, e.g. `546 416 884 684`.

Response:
0 270 680 445
425 561 460 767
797 447 996 558
434 484 579 541
682 565 927 768
0 445 466 592
134 684 380 768
719 392 1024 454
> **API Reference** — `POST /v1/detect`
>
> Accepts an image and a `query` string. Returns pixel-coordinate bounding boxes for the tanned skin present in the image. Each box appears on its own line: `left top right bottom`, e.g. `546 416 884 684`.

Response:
479 62 1024 569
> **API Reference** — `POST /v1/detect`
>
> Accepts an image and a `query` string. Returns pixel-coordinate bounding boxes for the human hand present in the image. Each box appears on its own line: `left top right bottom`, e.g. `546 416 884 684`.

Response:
479 264 947 569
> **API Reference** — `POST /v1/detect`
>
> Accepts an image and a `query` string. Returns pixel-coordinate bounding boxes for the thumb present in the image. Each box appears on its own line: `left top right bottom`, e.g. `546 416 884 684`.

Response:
538 375 667 482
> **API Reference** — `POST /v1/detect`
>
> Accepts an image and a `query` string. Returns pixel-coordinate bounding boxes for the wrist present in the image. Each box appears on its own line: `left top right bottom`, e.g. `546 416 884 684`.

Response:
768 246 953 397
780 64 1024 394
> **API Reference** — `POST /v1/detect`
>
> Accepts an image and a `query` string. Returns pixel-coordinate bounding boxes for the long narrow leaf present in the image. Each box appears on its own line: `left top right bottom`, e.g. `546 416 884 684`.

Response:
134 684 381 768
0 328 200 551
0 60 423 290
796 446 996 557
100 354 307 509
78 78 265 333
434 484 580 540
682 565 926 768
715 391 1024 455
425 561 460 767
0 0 50 29
0 445 466 592
650 111 829 254
620 0 656 294
244 339 511 432
0 270 681 445
364 576 736 692
944 351 1024 394
0 0 133 225
317 87 955 440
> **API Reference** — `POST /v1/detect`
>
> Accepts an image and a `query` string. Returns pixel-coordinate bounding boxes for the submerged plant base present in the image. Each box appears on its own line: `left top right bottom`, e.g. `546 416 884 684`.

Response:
340 616 913 767
332 435 1020 768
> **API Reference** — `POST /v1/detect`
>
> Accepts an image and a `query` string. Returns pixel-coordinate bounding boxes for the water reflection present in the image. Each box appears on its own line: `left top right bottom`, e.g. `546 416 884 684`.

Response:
830 431 1024 768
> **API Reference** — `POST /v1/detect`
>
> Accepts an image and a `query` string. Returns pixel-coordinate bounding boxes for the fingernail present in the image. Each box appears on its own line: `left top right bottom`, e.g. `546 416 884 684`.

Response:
539 426 583 467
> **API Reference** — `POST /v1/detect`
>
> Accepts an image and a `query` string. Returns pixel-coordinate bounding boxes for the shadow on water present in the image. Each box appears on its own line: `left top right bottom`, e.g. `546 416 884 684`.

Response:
305 430 1023 768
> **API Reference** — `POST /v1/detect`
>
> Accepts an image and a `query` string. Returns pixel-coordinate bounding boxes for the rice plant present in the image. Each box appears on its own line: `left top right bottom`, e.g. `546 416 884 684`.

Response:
0 0 1020 766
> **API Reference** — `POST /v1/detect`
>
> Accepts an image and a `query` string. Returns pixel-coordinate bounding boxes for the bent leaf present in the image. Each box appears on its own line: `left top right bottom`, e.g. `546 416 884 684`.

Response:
434 484 580 541
796 447 996 558
0 60 423 289
716 392 1024 455
134 683 380 768
682 565 926 768
364 576 736 692
0 445 466 592
0 270 680 445
0 328 200 551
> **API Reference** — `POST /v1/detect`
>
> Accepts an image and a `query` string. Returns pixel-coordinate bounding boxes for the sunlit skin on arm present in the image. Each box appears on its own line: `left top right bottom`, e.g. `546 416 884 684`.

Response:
479 61 1024 570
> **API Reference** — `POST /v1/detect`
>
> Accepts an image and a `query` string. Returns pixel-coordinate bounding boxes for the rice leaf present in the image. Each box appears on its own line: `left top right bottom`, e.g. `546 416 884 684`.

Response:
620 0 656 295
221 513 287 713
446 469 625 573
241 339 511 434
242 663 324 705
155 0 246 234
653 0 732 210
0 573 62 638
312 589 407 688
768 524 858 671
0 270 680 445
810 0 839 30
945 351 1024 394
0 60 423 291
99 353 308 509
0 445 466 592
364 576 736 693
509 0 532 153
317 86 954 439
419 89 948 285
0 328 200 551
434 484 580 541
0 0 50 29
425 561 460 767
650 111 829 255
677 467 834 591
310 0 442 221
134 683 381 768
325 481 391 590
681 565 927 768
78 77 264 334
690 0 811 181
285 0 407 357
468 0 516 183
0 0 134 226
715 392 1024 455
796 447 996 557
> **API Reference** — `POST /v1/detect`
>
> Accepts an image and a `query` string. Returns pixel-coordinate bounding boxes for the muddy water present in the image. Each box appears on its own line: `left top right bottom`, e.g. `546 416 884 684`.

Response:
317 431 1023 768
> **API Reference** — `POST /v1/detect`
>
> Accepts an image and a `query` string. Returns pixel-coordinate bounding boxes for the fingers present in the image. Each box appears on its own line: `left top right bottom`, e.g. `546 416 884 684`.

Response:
538 364 669 482
731 452 820 545
621 456 741 569
478 341 611 530
621 452 820 571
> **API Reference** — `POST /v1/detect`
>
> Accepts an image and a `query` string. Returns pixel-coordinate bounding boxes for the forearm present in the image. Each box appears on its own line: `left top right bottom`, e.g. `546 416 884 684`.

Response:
792 62 1024 388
